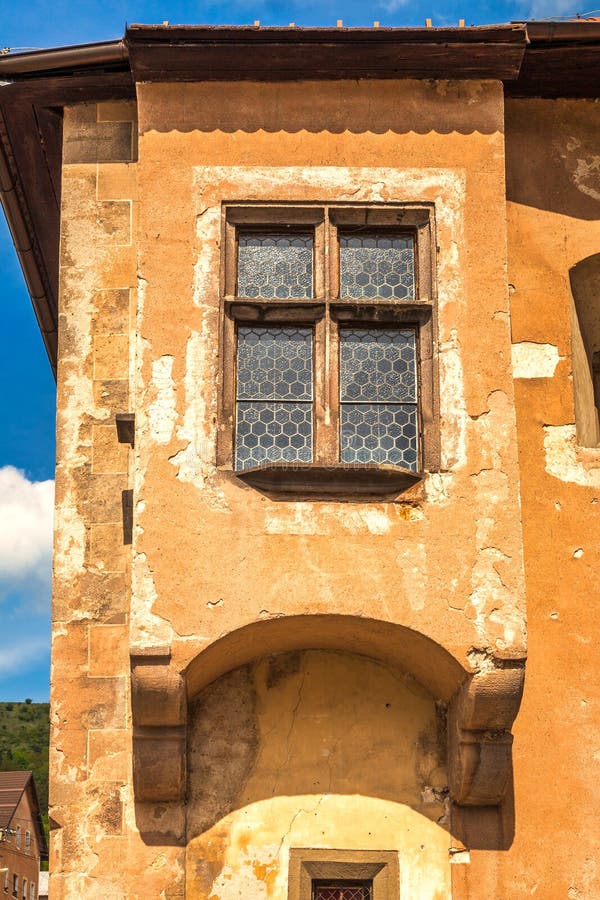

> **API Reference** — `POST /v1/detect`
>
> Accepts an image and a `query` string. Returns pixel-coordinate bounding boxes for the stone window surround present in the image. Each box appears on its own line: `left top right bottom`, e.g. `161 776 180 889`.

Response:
288 849 400 900
216 202 439 495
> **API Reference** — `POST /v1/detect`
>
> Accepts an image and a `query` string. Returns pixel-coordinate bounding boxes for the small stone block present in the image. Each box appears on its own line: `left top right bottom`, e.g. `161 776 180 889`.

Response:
96 200 132 245
133 727 186 802
97 100 137 123
93 334 129 381
102 245 137 289
97 163 138 201
92 289 130 334
88 729 130 782
93 379 130 412
89 624 129 677
88 474 127 524
92 424 129 475
89 523 126 572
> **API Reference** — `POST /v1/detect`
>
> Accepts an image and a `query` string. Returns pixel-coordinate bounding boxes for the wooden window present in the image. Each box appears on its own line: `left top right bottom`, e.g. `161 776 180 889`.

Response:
289 849 399 900
14 827 20 850
219 203 438 494
21 880 26 900
3 868 8 893
24 830 30 853
12 875 17 900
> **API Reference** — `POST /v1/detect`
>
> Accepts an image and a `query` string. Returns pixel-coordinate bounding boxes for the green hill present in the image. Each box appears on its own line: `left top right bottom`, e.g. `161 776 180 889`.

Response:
0 700 49 822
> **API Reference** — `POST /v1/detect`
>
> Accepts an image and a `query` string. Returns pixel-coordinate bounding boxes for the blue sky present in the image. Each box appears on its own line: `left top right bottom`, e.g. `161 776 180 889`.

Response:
0 0 587 702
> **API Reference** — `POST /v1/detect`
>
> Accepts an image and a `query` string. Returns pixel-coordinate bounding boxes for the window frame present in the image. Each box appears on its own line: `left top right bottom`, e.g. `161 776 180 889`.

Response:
218 202 438 494
288 849 399 900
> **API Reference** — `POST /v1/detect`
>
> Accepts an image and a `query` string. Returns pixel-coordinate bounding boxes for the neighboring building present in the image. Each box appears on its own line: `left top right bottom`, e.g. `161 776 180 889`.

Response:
0 20 599 900
0 772 47 900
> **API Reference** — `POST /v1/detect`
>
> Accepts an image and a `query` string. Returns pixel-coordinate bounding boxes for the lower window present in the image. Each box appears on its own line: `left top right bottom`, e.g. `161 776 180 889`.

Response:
288 849 399 900
313 881 372 900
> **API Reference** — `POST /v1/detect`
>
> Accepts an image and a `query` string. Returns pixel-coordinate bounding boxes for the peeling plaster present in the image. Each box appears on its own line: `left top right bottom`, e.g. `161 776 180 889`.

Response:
338 508 392 535
168 330 230 510
543 425 600 487
147 355 177 444
439 330 467 470
511 342 562 379
130 551 174 645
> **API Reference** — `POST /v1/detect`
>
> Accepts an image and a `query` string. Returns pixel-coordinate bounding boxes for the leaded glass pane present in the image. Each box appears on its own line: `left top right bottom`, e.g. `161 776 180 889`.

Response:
235 325 314 470
340 404 418 469
237 232 313 299
340 328 417 403
237 326 313 401
339 232 415 300
236 402 312 469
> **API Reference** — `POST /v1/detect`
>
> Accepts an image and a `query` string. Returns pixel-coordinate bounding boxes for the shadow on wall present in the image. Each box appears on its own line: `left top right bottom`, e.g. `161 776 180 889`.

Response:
186 650 452 899
171 650 516 899
505 98 600 220
137 80 504 137
188 650 447 835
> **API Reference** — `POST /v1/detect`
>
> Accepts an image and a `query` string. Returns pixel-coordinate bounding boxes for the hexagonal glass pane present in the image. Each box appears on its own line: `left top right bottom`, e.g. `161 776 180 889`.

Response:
340 329 417 403
340 403 418 469
339 232 415 300
237 326 313 401
237 232 313 299
235 402 313 470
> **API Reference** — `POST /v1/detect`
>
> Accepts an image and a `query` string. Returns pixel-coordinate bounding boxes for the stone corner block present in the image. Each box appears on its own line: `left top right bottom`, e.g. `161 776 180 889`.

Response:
131 657 187 802
448 654 525 807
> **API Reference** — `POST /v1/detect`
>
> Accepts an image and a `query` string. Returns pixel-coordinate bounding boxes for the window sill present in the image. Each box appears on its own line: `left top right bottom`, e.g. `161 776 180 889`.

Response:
236 462 423 495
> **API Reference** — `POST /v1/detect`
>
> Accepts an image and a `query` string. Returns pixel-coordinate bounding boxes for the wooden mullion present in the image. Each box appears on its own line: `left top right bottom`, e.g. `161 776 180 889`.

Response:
217 313 236 467
314 211 328 463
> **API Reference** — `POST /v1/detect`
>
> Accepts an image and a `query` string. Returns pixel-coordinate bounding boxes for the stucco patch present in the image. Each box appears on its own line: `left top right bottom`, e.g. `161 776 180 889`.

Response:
543 424 600 487
147 355 177 444
130 551 174 645
511 342 562 379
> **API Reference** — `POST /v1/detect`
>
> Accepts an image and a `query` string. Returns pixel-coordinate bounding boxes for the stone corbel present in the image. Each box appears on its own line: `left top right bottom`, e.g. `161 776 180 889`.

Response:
131 648 187 802
448 654 525 806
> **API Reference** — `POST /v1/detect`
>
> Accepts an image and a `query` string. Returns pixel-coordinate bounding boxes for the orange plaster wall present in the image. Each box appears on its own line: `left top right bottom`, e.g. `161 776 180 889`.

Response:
132 79 526 683
460 97 600 899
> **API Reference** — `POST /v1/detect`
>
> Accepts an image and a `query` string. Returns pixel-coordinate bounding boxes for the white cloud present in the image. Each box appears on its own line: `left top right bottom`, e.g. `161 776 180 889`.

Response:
526 0 578 19
0 466 54 582
0 636 50 675
379 0 411 11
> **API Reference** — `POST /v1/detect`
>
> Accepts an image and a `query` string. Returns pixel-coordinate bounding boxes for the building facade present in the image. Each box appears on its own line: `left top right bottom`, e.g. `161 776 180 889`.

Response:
0 21 599 899
0 772 47 900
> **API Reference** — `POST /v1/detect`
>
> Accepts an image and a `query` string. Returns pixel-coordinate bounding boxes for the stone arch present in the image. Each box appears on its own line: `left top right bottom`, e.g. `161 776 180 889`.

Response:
184 614 467 704
131 615 525 811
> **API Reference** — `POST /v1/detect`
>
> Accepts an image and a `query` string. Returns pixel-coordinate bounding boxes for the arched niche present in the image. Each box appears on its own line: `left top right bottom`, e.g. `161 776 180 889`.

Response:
185 648 453 900
130 615 525 813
